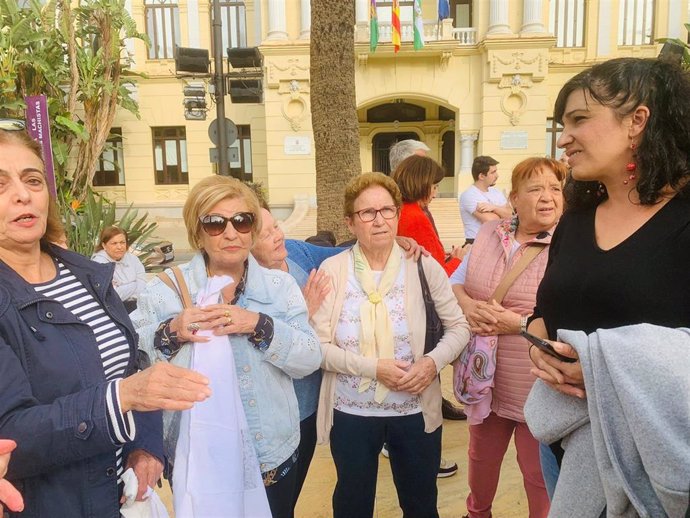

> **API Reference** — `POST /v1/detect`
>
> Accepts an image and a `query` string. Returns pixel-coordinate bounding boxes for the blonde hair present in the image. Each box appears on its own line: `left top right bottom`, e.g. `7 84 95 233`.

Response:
343 172 402 217
182 176 263 250
0 129 65 246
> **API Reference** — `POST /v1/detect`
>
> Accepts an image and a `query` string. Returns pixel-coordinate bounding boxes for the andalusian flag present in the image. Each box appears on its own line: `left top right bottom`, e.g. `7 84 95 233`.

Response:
413 0 424 50
370 0 379 52
392 0 401 53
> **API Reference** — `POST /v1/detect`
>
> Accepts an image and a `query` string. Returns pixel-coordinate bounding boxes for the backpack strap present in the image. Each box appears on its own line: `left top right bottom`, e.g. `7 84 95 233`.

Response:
156 266 193 309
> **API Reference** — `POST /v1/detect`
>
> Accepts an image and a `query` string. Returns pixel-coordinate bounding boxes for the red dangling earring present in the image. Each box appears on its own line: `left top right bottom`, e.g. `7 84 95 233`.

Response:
624 141 637 185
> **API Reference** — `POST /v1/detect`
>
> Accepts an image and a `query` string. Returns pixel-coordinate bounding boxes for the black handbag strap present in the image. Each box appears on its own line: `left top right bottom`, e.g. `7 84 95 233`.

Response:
417 259 442 355
417 259 433 307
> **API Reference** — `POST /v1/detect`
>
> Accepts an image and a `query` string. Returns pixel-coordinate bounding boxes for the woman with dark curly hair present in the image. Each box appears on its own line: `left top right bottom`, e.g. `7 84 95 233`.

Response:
524 58 690 516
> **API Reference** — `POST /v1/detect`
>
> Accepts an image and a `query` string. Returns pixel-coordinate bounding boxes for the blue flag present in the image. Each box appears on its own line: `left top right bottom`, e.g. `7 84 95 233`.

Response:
438 0 450 20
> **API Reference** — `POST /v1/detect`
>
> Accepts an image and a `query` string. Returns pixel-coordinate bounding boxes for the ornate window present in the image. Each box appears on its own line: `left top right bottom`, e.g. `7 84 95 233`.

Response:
145 0 180 59
549 0 585 47
450 0 472 28
367 102 426 123
546 118 564 160
152 127 188 185
93 128 125 187
618 0 654 46
214 0 247 52
441 131 455 178
229 125 252 181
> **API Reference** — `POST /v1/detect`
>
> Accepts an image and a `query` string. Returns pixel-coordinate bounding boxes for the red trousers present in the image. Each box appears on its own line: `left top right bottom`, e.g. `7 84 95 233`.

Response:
466 412 549 518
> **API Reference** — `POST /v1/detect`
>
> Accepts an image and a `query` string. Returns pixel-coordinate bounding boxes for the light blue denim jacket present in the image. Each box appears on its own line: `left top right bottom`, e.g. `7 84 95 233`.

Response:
131 253 322 472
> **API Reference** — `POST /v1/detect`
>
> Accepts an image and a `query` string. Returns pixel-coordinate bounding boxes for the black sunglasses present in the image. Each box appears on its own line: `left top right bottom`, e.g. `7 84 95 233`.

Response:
200 212 255 236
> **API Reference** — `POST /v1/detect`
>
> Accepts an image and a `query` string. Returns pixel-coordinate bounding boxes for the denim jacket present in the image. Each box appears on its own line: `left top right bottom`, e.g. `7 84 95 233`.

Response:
131 253 322 473
0 244 163 518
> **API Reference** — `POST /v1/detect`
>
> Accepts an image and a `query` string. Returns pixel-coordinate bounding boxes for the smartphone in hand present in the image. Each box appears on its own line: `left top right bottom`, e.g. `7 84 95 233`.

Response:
520 331 577 363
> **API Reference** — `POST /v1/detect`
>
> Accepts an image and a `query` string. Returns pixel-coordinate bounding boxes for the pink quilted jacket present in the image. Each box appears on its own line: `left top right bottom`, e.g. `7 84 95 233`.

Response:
464 219 553 422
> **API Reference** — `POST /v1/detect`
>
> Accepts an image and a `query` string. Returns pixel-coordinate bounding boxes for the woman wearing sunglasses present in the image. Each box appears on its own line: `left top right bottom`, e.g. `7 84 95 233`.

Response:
0 126 211 518
132 175 322 518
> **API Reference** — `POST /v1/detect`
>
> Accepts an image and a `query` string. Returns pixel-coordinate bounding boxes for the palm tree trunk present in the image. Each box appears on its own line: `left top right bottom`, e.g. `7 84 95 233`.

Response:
311 0 361 243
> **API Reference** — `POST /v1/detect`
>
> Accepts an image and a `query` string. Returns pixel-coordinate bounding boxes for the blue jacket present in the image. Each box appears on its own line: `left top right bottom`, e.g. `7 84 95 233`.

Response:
283 241 344 420
132 253 322 473
0 244 163 518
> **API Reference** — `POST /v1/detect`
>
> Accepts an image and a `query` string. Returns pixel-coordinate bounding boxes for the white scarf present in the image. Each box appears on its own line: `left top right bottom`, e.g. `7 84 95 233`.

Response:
172 275 271 518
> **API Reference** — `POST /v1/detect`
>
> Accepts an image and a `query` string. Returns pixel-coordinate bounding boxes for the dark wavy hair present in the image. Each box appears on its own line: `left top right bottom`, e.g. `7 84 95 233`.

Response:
554 57 690 208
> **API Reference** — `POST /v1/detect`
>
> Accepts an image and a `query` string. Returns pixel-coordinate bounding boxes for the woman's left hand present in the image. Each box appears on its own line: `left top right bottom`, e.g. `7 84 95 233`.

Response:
121 449 163 502
204 304 260 336
395 236 429 260
303 269 331 317
470 300 521 336
395 356 437 395
529 342 586 399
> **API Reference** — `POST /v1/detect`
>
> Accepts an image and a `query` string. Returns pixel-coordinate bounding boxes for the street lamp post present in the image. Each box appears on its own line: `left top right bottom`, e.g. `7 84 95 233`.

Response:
212 0 229 176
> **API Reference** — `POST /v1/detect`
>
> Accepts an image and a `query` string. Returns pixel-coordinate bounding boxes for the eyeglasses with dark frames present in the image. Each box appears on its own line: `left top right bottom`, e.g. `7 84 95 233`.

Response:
199 212 255 236
352 205 399 223
0 119 26 131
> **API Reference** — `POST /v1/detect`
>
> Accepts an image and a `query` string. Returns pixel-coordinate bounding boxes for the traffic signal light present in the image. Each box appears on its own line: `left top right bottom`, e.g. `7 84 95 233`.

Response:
183 83 207 121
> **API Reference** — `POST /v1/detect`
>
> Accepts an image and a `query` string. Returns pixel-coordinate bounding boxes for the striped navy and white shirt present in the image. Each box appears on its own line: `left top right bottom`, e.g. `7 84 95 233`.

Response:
33 261 136 480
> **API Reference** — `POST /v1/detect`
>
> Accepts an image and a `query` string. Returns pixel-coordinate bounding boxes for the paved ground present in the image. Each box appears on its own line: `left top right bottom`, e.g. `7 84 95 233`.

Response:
155 370 533 518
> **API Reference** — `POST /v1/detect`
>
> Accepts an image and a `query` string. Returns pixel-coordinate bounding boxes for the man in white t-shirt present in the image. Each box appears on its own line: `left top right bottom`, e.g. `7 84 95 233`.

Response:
459 156 513 244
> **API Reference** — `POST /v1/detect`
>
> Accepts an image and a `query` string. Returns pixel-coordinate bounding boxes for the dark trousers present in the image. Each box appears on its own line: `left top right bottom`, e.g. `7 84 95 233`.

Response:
330 410 441 518
290 412 318 517
265 457 299 518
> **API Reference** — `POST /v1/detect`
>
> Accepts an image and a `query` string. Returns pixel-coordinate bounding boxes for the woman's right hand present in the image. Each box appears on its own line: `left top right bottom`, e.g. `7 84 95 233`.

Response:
375 359 411 390
169 307 221 343
528 342 585 399
0 440 23 513
119 363 211 413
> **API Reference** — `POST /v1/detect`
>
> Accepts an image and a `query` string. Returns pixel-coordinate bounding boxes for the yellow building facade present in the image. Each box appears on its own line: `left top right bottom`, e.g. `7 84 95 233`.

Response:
98 0 688 248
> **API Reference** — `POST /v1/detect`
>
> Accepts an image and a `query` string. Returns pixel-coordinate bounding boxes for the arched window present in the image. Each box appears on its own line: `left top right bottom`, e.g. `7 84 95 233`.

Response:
367 102 426 123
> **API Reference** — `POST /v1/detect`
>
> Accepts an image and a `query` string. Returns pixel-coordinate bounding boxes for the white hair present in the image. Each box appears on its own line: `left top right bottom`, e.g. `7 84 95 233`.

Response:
389 139 430 172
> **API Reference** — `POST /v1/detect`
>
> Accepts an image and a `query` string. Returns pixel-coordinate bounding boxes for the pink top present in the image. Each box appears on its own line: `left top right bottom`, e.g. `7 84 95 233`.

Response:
463 219 553 422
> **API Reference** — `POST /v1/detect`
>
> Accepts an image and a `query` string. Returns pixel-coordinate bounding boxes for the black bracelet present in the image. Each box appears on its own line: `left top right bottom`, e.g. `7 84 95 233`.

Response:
154 318 182 358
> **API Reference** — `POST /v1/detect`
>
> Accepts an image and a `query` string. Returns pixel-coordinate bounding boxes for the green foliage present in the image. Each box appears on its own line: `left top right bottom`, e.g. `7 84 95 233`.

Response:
0 0 147 199
657 24 690 69
60 187 158 258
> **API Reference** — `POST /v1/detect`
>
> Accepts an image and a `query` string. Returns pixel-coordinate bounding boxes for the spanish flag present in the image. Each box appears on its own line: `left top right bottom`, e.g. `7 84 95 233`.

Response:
392 0 401 53
370 0 379 51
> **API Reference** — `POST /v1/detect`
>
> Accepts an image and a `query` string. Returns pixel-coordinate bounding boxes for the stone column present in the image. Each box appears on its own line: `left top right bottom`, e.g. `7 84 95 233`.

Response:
300 0 311 39
460 132 479 174
520 0 545 33
486 0 511 35
266 0 288 41
355 0 369 43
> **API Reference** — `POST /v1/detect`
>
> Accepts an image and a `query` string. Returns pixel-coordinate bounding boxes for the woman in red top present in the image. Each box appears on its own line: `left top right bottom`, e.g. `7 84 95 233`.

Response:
392 155 464 276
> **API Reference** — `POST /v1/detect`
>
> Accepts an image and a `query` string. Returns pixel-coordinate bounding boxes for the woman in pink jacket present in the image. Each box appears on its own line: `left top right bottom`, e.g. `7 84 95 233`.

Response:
451 157 566 518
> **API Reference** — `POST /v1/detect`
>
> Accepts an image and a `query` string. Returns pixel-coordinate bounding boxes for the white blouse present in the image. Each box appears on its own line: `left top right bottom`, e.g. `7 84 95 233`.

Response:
333 257 421 417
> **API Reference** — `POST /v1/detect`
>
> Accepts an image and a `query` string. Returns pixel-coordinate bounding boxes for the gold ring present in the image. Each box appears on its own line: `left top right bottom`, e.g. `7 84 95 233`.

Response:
226 316 233 325
224 310 231 318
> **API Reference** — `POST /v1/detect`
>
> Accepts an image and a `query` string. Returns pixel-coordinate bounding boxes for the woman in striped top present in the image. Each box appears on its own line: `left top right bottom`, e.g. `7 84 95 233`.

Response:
0 127 212 518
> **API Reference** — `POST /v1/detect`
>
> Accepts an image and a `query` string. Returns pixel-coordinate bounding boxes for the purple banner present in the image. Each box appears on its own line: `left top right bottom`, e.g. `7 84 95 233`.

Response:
25 95 57 198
